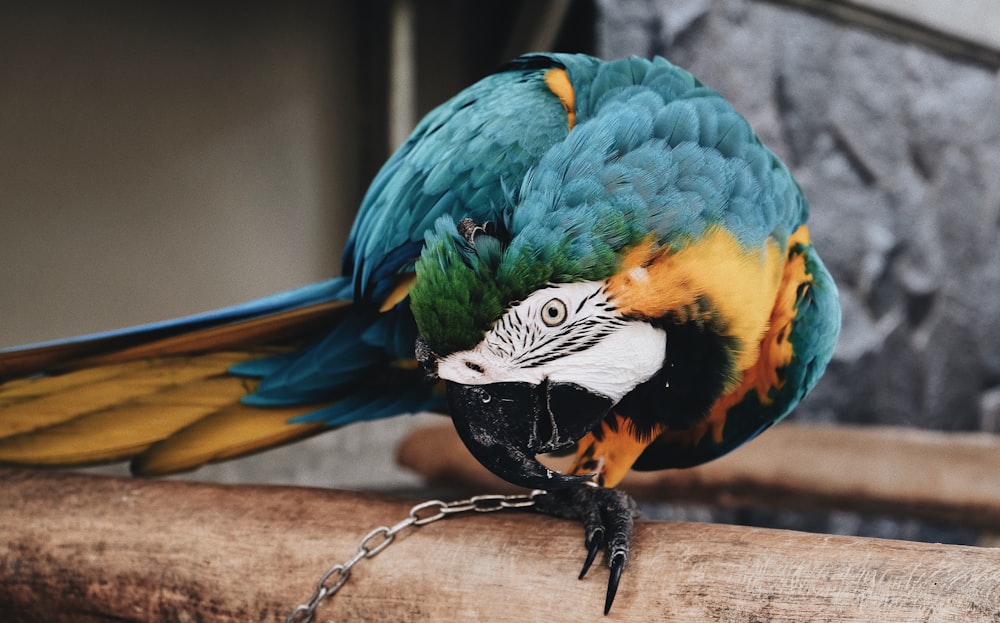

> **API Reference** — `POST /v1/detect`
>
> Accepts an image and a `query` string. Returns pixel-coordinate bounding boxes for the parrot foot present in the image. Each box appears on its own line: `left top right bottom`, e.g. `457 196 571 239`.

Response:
534 485 639 615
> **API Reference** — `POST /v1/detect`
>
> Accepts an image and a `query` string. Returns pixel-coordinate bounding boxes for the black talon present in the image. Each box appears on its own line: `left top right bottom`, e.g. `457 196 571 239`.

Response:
534 485 638 614
605 552 626 615
579 527 605 579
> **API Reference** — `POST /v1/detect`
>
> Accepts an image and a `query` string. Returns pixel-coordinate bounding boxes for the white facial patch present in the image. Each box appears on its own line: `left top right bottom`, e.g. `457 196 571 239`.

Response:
436 281 667 403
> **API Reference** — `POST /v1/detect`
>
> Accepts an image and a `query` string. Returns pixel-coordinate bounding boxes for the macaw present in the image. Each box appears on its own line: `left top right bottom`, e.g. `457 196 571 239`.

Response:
0 53 839 613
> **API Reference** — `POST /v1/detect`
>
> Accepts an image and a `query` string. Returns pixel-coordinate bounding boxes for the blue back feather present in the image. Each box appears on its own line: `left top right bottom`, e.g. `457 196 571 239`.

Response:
411 55 809 354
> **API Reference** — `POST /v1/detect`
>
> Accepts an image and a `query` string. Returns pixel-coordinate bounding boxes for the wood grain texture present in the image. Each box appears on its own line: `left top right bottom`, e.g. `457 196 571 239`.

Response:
397 421 1000 530
2 467 1000 622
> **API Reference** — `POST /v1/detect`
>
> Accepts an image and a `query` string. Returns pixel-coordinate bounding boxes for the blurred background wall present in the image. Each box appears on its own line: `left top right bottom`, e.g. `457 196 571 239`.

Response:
0 2 354 347
2 0 999 539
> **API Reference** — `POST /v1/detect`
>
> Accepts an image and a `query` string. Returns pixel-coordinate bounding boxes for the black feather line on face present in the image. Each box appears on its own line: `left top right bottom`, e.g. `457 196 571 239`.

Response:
487 302 624 369
492 322 516 356
517 317 625 368
575 288 606 313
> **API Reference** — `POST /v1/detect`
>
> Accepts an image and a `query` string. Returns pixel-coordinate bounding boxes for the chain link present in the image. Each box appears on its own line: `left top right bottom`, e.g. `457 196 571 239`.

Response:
285 490 546 623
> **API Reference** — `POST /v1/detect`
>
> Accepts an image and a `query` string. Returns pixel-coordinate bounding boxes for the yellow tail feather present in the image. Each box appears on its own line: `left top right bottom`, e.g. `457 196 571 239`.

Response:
131 403 327 476
0 349 328 473
0 352 258 439
1 360 161 406
0 375 254 466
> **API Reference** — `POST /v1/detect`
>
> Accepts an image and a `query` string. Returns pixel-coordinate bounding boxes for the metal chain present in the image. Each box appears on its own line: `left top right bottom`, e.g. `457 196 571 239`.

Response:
285 490 547 623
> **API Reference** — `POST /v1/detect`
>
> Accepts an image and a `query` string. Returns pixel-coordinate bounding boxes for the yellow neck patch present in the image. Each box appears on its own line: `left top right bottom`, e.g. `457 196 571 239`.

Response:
565 226 816 481
656 224 814 448
606 227 787 373
544 68 576 130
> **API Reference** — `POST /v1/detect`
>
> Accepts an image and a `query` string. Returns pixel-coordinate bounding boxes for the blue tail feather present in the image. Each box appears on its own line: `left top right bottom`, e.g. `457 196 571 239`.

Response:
288 381 444 427
240 312 390 407
361 307 420 360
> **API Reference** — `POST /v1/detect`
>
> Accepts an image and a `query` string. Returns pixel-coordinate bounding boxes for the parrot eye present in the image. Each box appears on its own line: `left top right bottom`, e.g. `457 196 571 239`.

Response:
541 298 568 327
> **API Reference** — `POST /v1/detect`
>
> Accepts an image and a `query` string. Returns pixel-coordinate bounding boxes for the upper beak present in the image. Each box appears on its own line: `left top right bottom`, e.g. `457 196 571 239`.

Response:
446 379 614 489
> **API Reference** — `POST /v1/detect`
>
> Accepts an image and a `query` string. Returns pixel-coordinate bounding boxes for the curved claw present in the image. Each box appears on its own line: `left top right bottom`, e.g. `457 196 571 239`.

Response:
605 552 626 615
534 485 638 615
579 527 605 579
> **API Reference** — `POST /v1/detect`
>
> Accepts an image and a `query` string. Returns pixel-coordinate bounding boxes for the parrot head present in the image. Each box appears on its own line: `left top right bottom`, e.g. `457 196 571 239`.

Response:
419 274 666 490
410 157 673 490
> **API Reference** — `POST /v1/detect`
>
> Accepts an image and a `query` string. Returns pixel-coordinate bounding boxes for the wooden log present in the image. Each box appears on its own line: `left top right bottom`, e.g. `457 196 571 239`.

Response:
397 422 1000 530
2 467 1000 622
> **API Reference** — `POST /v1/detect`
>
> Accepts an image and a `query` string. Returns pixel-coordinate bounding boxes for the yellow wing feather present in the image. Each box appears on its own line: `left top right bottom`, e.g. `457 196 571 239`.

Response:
0 353 253 438
0 349 327 473
1 359 162 407
0 298 355 474
131 402 326 476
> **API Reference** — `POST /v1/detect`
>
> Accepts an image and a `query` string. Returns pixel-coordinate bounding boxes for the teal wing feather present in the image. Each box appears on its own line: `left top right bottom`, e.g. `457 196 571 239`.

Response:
344 55 587 302
412 55 811 354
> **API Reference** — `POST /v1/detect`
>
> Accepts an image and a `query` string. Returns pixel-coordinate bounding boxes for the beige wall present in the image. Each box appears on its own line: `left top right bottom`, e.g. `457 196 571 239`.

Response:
0 2 359 348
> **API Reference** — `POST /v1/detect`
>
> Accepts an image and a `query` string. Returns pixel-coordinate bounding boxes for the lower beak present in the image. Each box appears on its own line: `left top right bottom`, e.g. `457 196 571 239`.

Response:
446 380 614 489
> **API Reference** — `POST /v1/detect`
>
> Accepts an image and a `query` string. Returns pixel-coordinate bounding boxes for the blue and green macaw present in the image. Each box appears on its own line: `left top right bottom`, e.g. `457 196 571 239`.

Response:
0 53 839 612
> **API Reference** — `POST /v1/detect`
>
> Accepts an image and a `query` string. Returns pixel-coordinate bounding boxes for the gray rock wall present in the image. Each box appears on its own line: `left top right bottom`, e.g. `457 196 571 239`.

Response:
598 0 1000 434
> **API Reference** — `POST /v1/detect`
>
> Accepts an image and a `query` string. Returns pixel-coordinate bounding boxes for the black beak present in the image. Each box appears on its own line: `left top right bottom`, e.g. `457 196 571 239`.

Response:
446 379 614 489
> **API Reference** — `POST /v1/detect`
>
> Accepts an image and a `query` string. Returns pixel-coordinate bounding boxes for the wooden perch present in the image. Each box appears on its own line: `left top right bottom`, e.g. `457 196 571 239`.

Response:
3 467 1000 622
398 422 1000 530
